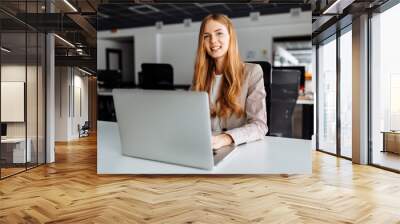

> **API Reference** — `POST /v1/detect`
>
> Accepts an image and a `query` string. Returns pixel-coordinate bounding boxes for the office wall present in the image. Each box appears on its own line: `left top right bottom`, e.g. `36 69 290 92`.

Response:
98 11 311 85
55 66 69 141
55 67 89 141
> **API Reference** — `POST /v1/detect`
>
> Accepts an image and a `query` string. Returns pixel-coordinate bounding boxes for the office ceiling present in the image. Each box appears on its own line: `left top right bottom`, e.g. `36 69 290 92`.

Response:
98 2 311 30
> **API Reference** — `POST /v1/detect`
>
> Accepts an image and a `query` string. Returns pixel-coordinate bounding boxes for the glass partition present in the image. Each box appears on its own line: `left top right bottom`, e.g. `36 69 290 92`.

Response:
317 36 337 155
371 3 400 171
38 32 45 165
27 31 38 169
339 28 352 158
0 1 46 179
1 31 28 177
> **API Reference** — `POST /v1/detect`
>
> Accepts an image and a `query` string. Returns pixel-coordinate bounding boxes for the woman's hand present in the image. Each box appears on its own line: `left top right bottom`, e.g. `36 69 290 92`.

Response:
212 133 234 149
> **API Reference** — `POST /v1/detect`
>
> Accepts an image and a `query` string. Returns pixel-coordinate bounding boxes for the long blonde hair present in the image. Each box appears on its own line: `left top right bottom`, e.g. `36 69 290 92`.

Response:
192 14 244 119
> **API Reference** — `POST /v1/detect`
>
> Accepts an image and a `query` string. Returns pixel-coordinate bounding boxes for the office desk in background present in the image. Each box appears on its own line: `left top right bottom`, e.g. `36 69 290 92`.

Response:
1 138 31 164
97 121 312 174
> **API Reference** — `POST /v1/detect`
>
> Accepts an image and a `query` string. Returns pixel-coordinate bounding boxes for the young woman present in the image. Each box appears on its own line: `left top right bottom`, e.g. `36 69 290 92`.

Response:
192 14 268 149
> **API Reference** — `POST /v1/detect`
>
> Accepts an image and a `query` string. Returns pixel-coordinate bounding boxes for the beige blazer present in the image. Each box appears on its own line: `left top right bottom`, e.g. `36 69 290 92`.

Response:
213 63 268 145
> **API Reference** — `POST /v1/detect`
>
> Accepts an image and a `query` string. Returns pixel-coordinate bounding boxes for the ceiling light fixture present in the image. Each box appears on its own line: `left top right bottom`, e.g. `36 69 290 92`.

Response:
78 67 92 76
195 3 224 8
1 47 11 53
323 0 354 15
54 34 75 48
128 5 159 14
63 0 78 12
98 12 110 19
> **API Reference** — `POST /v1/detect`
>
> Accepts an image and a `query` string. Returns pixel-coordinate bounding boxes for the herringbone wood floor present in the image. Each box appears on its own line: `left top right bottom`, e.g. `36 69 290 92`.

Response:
1 134 400 224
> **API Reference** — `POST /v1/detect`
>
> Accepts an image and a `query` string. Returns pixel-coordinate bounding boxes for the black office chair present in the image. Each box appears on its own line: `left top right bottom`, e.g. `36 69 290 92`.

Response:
79 121 90 138
247 61 272 135
139 63 174 90
269 69 300 138
97 70 122 89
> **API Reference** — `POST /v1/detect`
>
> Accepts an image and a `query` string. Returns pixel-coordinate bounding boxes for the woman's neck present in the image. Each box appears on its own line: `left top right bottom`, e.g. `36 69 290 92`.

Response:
214 57 225 74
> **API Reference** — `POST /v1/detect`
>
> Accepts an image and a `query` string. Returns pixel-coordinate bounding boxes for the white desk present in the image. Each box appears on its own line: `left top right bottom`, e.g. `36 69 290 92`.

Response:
1 138 31 163
296 99 314 105
97 121 312 174
296 95 314 105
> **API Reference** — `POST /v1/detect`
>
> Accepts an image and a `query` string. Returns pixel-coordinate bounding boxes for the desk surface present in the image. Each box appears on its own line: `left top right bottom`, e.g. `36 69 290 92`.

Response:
97 121 312 174
381 131 400 134
296 95 314 105
1 138 27 143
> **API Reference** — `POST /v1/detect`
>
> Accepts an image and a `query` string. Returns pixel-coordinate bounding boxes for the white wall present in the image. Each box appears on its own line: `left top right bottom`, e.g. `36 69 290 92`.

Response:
1 65 26 81
159 32 197 84
98 11 311 85
55 66 68 141
55 67 89 141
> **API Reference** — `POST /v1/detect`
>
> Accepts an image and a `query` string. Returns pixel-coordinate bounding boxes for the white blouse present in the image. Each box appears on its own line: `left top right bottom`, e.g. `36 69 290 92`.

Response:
210 74 223 133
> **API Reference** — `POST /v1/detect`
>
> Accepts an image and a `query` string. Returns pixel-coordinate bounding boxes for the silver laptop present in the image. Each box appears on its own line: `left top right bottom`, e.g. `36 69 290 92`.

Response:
112 89 235 170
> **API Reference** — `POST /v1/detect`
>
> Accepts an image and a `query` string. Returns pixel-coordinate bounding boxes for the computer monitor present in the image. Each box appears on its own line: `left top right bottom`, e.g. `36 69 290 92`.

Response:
1 123 7 137
273 66 305 90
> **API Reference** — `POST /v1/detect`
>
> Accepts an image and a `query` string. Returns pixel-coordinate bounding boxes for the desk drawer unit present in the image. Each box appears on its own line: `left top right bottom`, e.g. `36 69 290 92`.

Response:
383 132 400 154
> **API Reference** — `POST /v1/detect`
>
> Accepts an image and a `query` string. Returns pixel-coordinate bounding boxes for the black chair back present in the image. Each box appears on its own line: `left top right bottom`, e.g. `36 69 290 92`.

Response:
97 70 122 89
269 69 300 137
139 63 174 90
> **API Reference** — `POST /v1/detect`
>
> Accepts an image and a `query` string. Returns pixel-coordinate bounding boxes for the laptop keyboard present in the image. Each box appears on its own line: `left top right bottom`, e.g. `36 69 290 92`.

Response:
212 145 235 165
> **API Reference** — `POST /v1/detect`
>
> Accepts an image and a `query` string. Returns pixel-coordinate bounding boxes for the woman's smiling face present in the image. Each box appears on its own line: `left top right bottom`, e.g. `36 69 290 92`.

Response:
203 20 230 61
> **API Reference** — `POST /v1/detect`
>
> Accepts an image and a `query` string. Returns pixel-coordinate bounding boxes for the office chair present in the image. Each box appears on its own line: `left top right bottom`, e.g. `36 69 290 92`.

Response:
247 61 272 135
79 121 90 138
272 66 305 91
139 63 174 90
97 70 122 89
269 69 300 138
